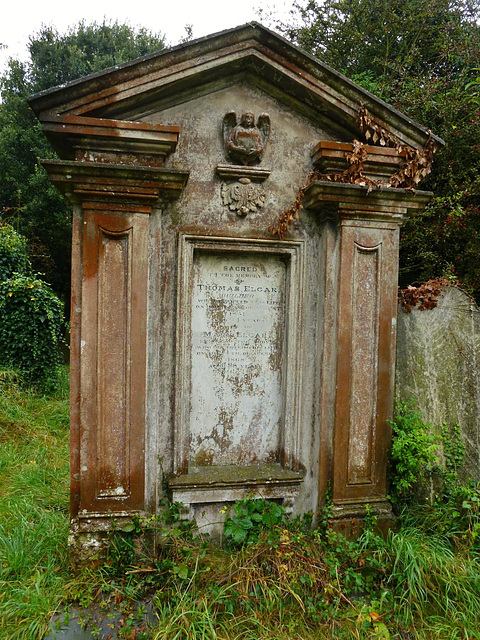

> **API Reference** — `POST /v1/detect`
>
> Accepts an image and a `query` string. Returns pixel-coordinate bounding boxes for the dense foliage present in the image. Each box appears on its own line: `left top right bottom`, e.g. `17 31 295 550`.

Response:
0 220 29 281
0 21 166 304
282 0 480 297
388 400 438 506
0 221 65 387
223 497 286 547
0 275 64 388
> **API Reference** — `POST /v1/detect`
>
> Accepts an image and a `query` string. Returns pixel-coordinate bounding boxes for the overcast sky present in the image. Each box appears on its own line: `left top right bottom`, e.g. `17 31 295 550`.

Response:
0 0 297 73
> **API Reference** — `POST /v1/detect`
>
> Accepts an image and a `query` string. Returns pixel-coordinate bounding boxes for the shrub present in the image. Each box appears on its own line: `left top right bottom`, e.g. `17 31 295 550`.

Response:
388 400 438 507
0 221 29 281
0 273 64 388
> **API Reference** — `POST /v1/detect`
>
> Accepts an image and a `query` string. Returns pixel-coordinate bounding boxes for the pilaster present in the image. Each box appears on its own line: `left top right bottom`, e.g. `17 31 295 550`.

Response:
305 181 431 533
42 133 188 534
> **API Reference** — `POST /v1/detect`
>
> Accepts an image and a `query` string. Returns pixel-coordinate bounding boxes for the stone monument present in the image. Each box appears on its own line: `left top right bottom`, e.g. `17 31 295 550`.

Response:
28 23 442 555
396 286 480 485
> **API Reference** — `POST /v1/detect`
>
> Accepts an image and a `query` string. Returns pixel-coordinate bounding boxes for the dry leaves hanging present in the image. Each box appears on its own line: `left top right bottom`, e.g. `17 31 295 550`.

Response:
269 103 438 238
317 138 380 189
357 103 397 149
357 103 438 189
398 278 450 312
268 168 321 240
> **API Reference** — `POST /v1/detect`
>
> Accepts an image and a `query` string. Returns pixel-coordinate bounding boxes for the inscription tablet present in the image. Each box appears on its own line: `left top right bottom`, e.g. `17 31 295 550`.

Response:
190 251 286 466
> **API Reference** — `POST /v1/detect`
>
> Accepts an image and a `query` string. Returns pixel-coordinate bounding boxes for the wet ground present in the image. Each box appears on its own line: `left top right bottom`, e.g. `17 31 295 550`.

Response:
44 598 157 639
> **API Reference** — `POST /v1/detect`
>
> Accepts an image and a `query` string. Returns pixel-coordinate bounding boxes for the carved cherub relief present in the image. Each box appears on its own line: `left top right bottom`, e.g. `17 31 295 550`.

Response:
223 111 270 166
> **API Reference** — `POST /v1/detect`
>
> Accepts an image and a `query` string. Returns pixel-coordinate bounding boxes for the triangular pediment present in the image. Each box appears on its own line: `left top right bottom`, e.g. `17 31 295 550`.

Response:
29 22 442 153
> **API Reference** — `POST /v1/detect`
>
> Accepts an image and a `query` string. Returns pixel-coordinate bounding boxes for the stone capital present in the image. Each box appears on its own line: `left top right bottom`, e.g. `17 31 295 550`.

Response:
40 114 180 165
304 181 432 224
42 159 189 212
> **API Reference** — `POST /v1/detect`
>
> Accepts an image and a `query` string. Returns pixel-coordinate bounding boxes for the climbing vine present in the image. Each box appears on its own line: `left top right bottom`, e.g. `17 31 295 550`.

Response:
268 168 321 240
269 104 438 239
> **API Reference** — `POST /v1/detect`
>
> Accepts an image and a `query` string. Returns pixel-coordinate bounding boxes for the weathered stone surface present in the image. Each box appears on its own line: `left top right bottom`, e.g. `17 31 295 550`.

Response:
45 601 156 640
28 23 440 548
189 252 285 466
396 286 480 482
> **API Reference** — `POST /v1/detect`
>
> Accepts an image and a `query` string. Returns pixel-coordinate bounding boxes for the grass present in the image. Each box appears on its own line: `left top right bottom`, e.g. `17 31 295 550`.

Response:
1 372 480 639
0 368 69 639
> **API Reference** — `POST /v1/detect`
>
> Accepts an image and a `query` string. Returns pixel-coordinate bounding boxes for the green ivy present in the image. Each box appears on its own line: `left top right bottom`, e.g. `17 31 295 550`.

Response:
441 422 465 485
0 221 29 282
388 400 438 507
0 272 64 388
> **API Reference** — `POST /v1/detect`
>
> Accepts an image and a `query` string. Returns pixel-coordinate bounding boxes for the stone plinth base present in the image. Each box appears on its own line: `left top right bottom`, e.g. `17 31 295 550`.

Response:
169 463 304 539
329 501 396 539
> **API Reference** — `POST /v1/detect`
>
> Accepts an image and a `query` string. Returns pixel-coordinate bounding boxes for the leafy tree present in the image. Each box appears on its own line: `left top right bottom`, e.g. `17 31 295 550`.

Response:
0 21 166 304
26 21 166 92
0 221 29 281
281 0 480 297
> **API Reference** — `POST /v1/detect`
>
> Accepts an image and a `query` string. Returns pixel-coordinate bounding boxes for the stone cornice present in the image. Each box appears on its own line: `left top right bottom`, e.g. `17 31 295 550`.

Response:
40 114 179 164
304 181 432 222
42 159 189 209
311 141 406 182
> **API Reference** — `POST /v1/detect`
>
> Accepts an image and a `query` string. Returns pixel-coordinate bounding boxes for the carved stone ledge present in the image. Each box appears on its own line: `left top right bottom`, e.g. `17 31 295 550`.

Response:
41 114 180 166
312 141 405 182
304 180 432 221
169 463 304 506
216 164 271 182
169 464 303 538
42 159 189 208
75 511 141 533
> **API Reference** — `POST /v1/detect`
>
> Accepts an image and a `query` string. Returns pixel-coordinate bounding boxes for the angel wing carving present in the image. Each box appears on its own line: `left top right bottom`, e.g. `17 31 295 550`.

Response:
222 111 237 150
257 113 270 148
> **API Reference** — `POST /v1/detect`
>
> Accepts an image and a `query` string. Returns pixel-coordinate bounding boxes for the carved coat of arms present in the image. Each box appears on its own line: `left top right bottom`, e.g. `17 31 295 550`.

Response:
221 177 266 216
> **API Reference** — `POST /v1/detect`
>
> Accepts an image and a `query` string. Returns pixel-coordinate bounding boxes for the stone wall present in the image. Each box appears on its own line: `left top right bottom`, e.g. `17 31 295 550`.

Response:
395 285 480 482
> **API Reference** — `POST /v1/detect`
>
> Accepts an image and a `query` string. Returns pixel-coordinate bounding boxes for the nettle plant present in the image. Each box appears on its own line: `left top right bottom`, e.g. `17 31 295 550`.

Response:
0 223 64 388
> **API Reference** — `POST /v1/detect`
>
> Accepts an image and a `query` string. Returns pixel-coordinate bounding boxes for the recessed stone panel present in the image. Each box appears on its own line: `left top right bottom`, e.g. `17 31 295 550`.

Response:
175 236 305 477
189 251 286 466
348 243 381 485
97 228 132 498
